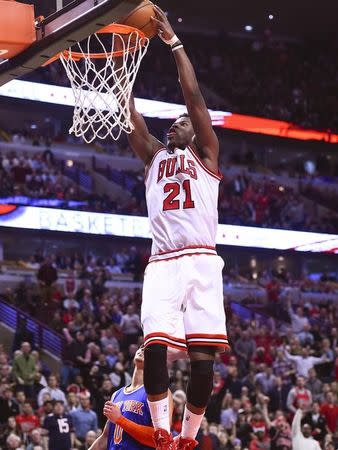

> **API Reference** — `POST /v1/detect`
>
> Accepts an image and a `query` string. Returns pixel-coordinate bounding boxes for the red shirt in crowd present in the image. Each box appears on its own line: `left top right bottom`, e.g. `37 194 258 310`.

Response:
266 280 280 303
199 435 214 450
15 413 40 433
250 420 267 436
253 351 273 366
320 403 338 433
249 436 271 450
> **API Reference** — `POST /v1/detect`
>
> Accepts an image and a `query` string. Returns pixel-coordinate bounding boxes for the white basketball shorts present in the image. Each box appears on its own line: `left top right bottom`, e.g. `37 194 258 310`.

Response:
141 253 229 355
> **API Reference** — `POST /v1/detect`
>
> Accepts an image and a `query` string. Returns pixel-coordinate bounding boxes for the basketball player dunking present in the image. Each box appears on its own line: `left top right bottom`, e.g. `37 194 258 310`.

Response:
128 6 229 450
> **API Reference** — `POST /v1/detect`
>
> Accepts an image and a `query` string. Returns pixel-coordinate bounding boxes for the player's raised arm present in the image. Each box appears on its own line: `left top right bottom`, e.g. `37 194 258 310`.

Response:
151 6 219 170
127 93 164 165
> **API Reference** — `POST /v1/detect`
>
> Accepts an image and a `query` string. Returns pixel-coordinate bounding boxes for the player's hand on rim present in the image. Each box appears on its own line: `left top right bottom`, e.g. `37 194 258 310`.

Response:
103 401 122 423
151 5 175 42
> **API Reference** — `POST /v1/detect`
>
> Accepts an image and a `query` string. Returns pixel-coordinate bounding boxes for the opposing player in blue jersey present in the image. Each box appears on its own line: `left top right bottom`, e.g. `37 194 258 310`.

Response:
88 347 173 450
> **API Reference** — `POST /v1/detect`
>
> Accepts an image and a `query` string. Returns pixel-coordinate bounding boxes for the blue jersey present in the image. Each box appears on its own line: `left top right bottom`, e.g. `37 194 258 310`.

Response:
107 385 153 450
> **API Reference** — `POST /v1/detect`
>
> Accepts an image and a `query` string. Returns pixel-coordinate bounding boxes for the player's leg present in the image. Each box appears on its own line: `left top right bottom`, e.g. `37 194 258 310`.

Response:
179 346 216 448
178 254 229 448
141 259 186 449
144 343 170 430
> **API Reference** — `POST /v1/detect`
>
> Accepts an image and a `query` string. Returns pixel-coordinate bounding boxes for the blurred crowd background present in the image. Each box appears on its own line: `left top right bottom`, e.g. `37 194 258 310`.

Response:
0 248 337 449
0 6 338 450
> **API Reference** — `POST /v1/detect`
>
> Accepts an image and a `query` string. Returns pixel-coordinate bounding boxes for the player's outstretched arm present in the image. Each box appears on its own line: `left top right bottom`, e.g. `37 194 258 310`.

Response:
151 6 219 171
128 93 164 166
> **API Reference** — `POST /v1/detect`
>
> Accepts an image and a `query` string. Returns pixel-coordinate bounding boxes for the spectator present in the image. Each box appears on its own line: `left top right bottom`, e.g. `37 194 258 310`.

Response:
15 391 26 413
291 409 321 450
12 317 35 352
6 434 25 450
225 367 244 399
320 391 338 434
38 399 53 424
109 362 131 390
37 375 67 407
212 371 225 396
63 294 80 312
287 299 309 335
213 352 227 379
70 395 97 442
287 377 312 414
255 365 277 395
306 369 323 403
220 399 241 430
93 379 114 428
31 351 51 379
298 324 315 347
262 403 292 450
0 416 21 448
120 304 141 349
12 342 37 397
195 417 219 450
303 401 328 443
249 429 271 450
234 330 256 375
26 429 44 450
268 376 290 412
100 327 119 352
236 411 253 449
42 400 74 450
79 430 97 450
61 331 87 387
15 402 40 434
66 393 79 413
284 347 326 378
272 350 295 383
37 257 58 307
0 388 20 424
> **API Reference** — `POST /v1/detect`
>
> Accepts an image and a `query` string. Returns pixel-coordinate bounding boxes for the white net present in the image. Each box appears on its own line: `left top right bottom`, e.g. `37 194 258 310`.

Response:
60 28 149 144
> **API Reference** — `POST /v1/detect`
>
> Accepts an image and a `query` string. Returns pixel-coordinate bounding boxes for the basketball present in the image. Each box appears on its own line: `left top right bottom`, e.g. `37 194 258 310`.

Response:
120 0 157 39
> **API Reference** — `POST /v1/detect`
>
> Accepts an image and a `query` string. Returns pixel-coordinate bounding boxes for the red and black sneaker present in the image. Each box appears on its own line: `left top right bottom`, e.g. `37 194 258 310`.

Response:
153 429 175 450
176 437 198 450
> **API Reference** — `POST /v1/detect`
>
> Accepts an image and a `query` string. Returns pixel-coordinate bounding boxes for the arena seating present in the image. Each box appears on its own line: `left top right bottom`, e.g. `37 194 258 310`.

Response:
0 249 337 449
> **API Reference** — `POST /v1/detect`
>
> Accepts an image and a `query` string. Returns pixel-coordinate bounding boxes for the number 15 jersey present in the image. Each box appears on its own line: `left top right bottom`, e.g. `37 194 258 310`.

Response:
145 145 222 262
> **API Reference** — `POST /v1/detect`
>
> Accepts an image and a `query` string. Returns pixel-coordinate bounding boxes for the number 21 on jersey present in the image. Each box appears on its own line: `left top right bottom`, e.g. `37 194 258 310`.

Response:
163 180 195 211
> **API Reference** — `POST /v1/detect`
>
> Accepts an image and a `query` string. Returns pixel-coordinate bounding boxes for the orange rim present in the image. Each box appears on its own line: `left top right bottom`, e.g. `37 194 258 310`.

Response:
42 24 147 66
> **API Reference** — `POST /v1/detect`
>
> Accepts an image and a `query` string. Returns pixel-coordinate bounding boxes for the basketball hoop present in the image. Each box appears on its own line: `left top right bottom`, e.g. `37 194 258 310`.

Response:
47 24 149 143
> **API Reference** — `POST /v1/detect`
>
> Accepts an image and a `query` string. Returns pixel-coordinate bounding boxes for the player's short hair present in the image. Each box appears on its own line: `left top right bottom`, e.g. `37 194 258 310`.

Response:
178 113 190 119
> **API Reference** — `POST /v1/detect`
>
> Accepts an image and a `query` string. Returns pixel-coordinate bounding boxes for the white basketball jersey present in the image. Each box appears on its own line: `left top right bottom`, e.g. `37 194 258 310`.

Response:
145 145 221 262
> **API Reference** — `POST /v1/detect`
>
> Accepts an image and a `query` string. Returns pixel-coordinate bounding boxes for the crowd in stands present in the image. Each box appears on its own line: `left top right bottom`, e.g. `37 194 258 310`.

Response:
0 150 83 204
0 249 337 449
27 33 338 133
3 146 338 234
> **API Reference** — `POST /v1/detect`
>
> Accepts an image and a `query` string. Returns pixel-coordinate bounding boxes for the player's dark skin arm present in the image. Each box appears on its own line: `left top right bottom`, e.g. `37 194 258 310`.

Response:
151 6 218 416
128 93 164 166
151 5 219 174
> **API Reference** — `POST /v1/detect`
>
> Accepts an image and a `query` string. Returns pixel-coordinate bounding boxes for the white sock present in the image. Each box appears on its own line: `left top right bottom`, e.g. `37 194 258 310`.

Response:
147 397 170 432
181 406 204 439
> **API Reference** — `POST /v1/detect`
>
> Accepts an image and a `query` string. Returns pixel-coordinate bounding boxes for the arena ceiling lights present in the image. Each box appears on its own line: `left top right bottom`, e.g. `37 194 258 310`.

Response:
0 79 337 144
0 205 338 253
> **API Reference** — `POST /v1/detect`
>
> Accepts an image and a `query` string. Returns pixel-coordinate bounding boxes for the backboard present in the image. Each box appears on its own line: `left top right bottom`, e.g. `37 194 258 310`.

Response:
19 0 79 19
0 0 144 86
